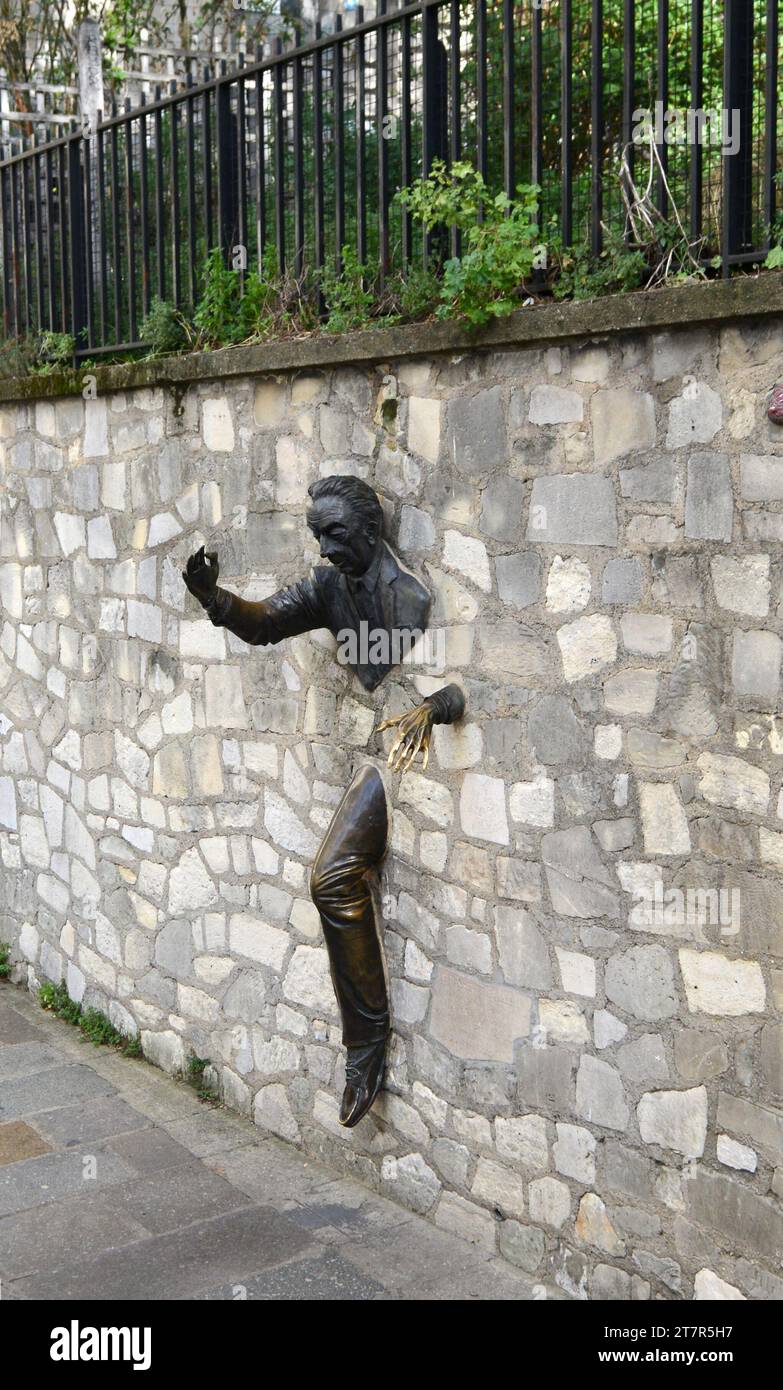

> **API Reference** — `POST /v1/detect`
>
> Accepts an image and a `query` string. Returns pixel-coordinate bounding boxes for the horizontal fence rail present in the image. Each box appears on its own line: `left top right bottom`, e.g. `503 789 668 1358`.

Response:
0 0 780 358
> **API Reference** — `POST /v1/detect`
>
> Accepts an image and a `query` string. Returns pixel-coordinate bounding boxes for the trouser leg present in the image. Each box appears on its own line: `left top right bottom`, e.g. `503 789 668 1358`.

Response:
309 763 389 1048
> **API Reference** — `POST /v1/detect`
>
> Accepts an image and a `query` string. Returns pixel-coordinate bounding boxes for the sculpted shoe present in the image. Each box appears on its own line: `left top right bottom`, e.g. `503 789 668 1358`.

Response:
339 1038 387 1127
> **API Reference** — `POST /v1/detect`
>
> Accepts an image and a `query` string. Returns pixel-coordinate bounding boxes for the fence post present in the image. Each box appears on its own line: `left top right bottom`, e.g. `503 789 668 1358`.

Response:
77 19 103 136
421 0 448 267
722 0 754 276
67 136 88 359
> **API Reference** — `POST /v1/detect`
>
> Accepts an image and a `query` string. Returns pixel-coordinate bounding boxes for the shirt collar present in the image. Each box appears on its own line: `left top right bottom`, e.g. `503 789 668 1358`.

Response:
347 543 384 594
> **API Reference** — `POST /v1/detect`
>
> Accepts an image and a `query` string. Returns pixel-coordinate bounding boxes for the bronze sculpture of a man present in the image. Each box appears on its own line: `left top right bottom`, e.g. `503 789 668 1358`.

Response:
183 474 465 1127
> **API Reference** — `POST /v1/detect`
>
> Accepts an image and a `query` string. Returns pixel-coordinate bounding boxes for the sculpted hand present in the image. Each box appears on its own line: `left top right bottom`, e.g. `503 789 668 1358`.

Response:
182 546 220 608
377 700 435 773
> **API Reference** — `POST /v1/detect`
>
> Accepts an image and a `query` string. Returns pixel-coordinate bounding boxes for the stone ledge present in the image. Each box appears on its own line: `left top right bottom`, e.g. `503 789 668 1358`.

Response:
1 271 782 404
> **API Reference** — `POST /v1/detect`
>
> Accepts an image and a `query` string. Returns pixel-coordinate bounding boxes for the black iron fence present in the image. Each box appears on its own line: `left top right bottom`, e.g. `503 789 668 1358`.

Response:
0 0 780 358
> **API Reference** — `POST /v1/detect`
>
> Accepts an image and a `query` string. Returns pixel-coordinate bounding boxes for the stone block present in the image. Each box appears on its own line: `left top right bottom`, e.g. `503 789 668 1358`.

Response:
527 474 617 546
429 966 531 1062
605 945 677 1021
684 452 733 540
576 1055 630 1131
678 948 765 1016
592 389 656 464
637 1086 708 1158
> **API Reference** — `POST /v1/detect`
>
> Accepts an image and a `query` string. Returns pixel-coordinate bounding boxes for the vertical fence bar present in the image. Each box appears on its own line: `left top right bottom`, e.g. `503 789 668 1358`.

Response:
656 0 669 215
97 123 108 342
82 133 94 348
67 136 88 356
293 53 305 279
274 41 286 271
422 0 447 265
590 0 603 255
531 0 542 224
124 107 137 341
154 88 165 299
170 86 182 307
45 147 56 330
238 73 248 285
254 47 266 266
58 142 68 334
34 147 45 331
502 0 514 200
335 21 346 268
400 12 412 266
21 154 32 333
722 0 755 274
313 27 325 298
561 0 573 246
186 81 197 307
202 71 213 253
377 1 389 283
355 9 367 267
690 0 703 245
11 160 22 338
0 165 13 337
139 101 149 323
110 110 122 340
622 0 636 236
216 74 237 259
449 0 461 257
764 0 778 244
476 0 487 189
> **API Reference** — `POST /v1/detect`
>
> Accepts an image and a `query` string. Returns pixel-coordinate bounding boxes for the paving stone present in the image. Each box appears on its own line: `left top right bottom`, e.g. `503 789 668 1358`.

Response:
0 1189 152 1279
196 1250 388 1301
0 1064 116 1121
0 1120 52 1166
12 1205 315 1301
29 1096 152 1148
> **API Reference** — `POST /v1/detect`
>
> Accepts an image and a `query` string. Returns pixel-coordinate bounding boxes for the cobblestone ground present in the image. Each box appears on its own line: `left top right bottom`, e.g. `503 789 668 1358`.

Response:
0 986 560 1301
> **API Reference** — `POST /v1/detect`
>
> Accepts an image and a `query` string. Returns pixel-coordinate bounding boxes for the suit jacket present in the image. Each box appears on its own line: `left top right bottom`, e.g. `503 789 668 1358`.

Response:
205 542 431 692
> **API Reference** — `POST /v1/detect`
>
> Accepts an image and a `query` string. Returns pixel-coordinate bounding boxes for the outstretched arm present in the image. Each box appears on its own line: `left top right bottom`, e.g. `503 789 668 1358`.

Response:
377 683 466 773
182 545 325 646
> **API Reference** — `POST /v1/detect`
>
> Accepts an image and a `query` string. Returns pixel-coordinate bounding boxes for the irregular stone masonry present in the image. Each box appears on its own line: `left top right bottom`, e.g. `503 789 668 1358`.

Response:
1 313 783 1302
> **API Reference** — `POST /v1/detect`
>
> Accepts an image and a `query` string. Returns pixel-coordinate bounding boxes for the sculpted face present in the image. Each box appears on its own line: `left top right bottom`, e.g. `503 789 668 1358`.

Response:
306 495 380 578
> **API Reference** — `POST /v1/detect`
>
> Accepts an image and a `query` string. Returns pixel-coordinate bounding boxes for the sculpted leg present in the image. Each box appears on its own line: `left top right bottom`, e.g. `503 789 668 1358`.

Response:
310 763 389 1127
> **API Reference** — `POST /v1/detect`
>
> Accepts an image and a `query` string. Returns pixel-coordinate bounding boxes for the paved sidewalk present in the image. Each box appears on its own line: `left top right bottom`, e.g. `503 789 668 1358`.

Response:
0 985 552 1301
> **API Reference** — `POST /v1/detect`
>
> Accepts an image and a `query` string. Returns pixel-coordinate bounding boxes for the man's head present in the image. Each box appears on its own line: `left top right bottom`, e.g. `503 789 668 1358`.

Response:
306 476 384 578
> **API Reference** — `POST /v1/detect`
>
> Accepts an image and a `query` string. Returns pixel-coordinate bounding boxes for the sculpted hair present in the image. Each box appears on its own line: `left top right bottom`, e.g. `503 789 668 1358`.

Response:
307 475 383 535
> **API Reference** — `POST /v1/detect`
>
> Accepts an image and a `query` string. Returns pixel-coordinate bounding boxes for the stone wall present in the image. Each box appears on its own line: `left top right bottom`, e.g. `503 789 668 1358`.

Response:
1 299 783 1301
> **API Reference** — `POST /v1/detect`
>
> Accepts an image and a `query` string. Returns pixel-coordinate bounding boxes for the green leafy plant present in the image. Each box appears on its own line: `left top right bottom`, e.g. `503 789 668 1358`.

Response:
398 161 543 327
0 941 11 978
39 979 82 1025
38 980 140 1053
766 172 783 269
193 246 243 347
317 245 376 333
549 225 647 302
186 1052 219 1102
139 297 191 356
38 330 75 366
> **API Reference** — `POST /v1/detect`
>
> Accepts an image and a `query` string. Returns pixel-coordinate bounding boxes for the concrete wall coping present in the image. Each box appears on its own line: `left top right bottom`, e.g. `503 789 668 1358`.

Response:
2 272 782 404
